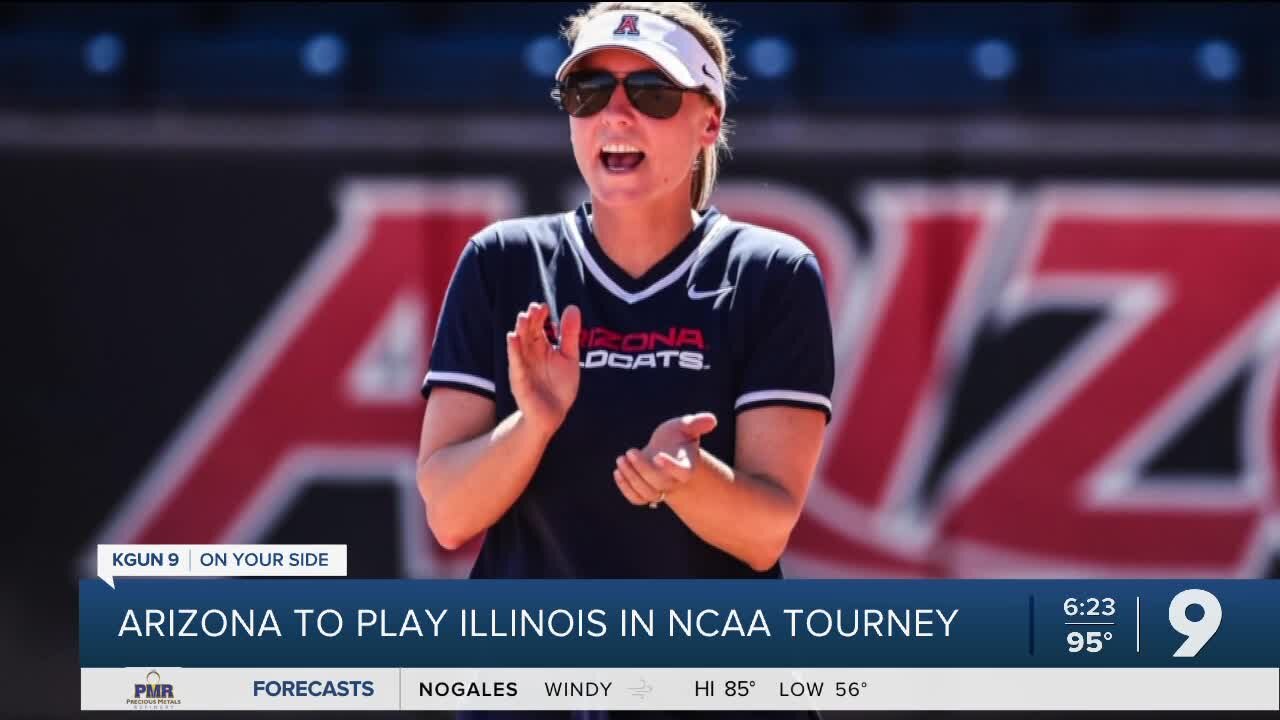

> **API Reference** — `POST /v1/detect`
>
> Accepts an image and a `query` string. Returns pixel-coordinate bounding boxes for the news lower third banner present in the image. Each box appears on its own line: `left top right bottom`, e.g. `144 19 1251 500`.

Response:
81 572 1280 710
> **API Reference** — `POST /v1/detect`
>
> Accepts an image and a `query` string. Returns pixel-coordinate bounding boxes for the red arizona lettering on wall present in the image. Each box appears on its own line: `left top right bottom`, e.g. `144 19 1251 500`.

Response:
90 180 1279 581
937 187 1280 573
90 180 519 579
788 185 1008 577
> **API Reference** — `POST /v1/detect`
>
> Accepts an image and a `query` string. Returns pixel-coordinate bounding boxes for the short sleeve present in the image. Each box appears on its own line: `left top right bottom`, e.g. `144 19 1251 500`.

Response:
736 253 835 422
421 239 497 401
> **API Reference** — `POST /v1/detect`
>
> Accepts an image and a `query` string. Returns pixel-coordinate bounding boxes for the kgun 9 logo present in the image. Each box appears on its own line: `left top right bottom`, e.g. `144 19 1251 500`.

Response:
1169 589 1222 658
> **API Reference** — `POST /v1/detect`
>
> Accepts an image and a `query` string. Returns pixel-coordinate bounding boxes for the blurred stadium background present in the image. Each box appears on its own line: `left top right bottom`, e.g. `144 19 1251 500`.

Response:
9 2 1280 717
2 1 1280 111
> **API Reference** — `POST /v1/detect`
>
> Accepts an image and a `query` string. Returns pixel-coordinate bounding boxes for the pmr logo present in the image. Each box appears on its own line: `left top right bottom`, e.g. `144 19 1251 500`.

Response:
127 670 181 708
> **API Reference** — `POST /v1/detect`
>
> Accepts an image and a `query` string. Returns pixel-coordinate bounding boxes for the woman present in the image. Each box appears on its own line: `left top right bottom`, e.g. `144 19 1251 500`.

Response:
417 2 834 582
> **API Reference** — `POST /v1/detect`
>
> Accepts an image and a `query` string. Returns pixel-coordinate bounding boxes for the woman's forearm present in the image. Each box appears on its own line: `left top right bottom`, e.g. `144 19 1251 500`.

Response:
665 448 802 572
417 410 552 550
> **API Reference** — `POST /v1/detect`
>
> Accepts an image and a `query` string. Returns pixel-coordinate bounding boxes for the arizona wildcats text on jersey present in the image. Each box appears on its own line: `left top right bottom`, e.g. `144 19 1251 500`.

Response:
423 203 835 579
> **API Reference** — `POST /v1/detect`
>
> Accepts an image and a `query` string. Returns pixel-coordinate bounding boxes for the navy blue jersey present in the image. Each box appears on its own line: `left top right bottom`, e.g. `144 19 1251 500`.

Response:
422 203 835 580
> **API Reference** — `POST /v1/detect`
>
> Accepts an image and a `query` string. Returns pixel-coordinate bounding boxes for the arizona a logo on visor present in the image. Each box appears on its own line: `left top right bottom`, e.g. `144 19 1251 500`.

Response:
613 14 641 36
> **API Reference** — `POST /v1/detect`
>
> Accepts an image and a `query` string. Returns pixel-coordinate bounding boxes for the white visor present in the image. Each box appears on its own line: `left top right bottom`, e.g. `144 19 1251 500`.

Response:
555 10 726 118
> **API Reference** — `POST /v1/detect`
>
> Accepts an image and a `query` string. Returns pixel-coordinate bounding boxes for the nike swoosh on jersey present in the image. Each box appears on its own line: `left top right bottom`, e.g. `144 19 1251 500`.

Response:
687 284 734 300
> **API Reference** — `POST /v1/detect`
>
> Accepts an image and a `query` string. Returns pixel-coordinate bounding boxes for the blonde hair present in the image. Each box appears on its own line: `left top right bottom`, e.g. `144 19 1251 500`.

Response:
563 2 736 211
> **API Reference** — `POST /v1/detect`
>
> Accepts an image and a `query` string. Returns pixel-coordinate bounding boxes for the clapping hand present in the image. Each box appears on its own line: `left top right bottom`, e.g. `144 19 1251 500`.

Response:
506 302 582 439
614 412 718 508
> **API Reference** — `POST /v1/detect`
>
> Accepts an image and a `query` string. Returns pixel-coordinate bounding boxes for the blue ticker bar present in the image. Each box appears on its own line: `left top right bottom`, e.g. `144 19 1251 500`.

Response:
80 579 1280 668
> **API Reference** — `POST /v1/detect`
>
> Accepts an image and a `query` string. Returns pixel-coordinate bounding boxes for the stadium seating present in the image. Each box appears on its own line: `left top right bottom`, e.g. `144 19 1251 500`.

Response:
146 30 351 105
820 34 1020 111
1036 36 1244 114
371 31 568 108
0 29 129 103
0 2 1276 114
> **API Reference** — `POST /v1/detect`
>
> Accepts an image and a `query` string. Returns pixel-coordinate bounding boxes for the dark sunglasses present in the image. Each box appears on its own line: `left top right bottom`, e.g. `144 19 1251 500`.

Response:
551 70 699 120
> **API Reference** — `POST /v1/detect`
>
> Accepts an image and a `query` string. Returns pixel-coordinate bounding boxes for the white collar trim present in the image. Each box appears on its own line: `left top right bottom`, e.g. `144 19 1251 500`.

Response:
561 211 729 305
